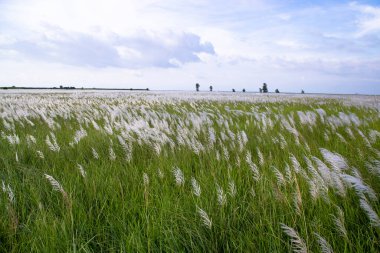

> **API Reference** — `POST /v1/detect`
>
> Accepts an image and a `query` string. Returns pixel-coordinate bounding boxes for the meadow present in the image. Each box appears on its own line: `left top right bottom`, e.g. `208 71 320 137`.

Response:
0 91 380 252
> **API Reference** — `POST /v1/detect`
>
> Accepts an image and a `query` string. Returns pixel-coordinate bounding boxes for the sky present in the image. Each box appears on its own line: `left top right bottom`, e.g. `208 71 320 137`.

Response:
0 0 380 94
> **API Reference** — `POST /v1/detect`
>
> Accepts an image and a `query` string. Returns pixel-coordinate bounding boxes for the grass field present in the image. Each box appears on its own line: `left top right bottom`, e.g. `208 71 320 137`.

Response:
0 91 380 252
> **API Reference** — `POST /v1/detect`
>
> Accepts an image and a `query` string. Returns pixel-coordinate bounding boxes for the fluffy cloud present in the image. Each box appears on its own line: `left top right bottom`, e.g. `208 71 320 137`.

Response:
350 2 380 36
1 26 214 68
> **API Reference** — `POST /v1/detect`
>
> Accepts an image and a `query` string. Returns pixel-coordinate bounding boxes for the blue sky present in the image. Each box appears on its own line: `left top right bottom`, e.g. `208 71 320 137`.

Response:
0 0 379 94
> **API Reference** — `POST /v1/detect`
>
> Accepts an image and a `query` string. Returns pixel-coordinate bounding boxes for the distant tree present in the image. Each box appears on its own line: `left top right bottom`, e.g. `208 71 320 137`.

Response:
242 88 246 92
301 89 305 94
196 83 200 92
60 85 63 89
275 89 280 93
262 83 268 93
209 85 213 92
146 88 149 91
259 88 263 93
232 89 235 92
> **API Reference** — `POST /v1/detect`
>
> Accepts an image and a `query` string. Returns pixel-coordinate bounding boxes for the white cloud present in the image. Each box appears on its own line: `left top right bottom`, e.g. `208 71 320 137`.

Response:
350 2 380 36
0 26 215 68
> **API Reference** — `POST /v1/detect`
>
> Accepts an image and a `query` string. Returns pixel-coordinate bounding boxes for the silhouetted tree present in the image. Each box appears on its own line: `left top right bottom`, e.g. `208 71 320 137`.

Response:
301 89 305 94
232 89 235 92
242 88 246 92
275 89 280 93
196 83 200 92
209 85 213 92
259 88 263 93
262 83 268 93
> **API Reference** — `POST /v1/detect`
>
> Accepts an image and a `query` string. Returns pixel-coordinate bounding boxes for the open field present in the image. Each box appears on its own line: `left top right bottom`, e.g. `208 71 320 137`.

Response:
1 91 380 252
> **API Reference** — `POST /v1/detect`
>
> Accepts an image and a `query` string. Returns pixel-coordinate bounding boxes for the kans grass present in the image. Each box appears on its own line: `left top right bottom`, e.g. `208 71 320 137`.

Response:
0 91 380 252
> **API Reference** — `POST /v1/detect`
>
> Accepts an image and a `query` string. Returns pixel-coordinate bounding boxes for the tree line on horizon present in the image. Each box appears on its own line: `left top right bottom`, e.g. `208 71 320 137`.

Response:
195 83 305 94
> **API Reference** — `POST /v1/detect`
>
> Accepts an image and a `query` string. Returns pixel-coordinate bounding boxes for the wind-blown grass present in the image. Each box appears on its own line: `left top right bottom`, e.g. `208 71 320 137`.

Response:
0 91 379 252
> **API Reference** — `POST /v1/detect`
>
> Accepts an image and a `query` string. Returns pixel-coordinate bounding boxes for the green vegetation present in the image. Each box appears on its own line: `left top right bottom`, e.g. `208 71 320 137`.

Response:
0 92 379 252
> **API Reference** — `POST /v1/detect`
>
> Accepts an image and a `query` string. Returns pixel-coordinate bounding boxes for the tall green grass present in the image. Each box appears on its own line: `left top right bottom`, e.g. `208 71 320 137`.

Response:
0 93 379 252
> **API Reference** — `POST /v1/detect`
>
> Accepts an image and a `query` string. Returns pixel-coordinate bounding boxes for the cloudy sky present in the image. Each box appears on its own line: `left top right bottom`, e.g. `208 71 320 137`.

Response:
0 0 380 94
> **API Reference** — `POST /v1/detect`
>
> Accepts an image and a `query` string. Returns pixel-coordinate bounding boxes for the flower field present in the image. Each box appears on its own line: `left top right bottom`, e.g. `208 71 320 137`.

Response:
0 91 379 252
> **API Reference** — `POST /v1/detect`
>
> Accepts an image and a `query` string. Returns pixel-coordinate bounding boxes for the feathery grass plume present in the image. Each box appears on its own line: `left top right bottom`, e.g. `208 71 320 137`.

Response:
191 177 201 197
208 127 216 148
304 156 318 177
143 173 149 186
278 133 288 149
44 174 71 208
282 118 299 137
173 167 185 186
319 148 348 171
330 171 346 197
15 152 18 162
92 147 99 159
72 127 87 145
215 151 221 161
109 146 116 160
332 206 348 239
280 223 308 253
324 132 330 141
341 174 377 201
50 132 60 151
304 142 311 153
314 233 334 253
2 180 18 233
91 120 100 130
229 181 236 197
153 142 161 156
290 154 301 174
104 124 113 135
369 129 380 143
6 134 20 145
27 134 37 145
36 150 45 159
45 135 59 152
2 181 15 204
285 163 292 182
77 164 86 178
257 148 264 166
360 198 380 228
315 108 326 120
117 135 132 161
216 184 227 206
312 156 332 185
272 166 285 187
196 206 212 229
345 127 355 139
236 156 241 167
293 191 303 216
157 168 164 179
308 180 318 201
44 174 66 194
336 133 348 144
222 146 230 161
45 133 59 152
251 188 256 198
357 129 372 148
246 151 260 181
